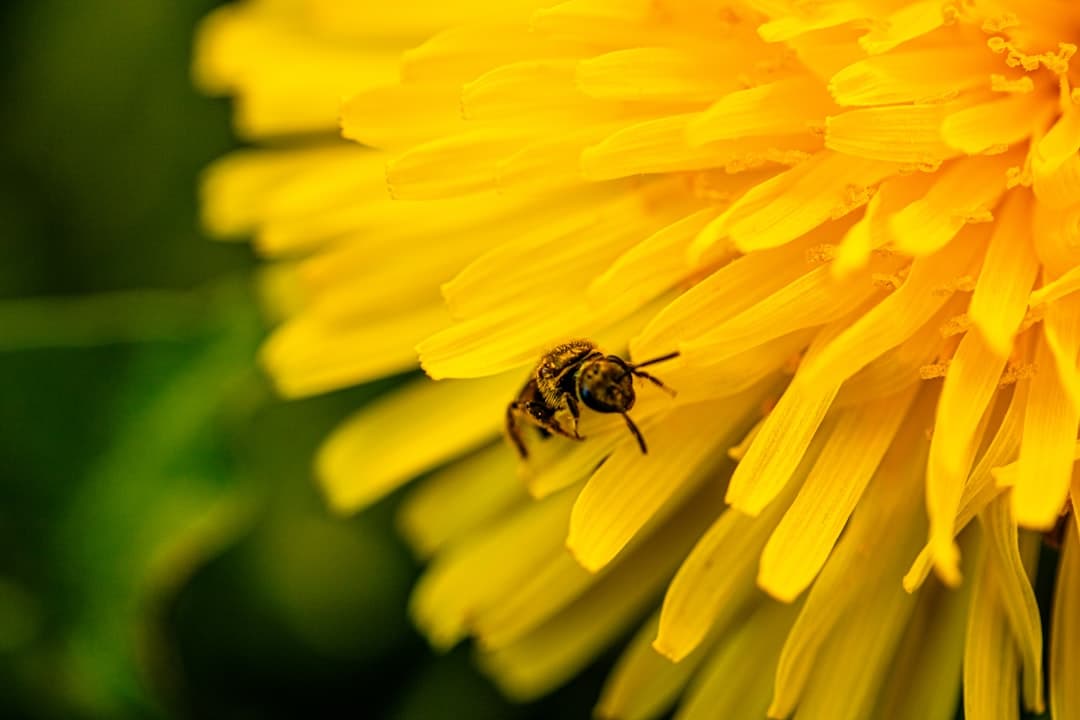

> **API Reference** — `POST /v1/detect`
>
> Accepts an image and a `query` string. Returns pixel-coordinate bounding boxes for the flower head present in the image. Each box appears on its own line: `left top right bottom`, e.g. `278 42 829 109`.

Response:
197 1 1080 717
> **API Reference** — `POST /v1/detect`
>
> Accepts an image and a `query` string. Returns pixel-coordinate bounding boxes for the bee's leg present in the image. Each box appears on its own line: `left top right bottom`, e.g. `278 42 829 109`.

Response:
528 397 583 442
631 369 677 397
525 400 573 441
621 413 648 454
564 394 584 440
544 395 584 441
505 402 530 459
526 401 557 429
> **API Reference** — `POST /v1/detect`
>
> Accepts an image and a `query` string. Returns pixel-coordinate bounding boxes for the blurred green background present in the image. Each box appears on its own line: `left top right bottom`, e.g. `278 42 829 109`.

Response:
0 1 616 718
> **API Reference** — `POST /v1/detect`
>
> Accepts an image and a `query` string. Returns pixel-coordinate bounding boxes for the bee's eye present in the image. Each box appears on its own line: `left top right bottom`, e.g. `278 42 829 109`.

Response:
580 383 595 404
580 381 611 412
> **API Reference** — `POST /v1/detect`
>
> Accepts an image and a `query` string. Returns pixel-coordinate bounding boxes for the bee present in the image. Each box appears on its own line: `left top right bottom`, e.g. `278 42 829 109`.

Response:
505 339 679 459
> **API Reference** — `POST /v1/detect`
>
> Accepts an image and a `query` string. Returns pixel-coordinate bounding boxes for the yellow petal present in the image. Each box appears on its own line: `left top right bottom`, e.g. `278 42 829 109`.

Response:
980 493 1045 713
872 575 971 720
770 412 929 717
831 170 935 277
195 6 401 134
632 233 820 360
702 151 897 254
1050 521 1080 720
588 207 719 313
194 6 401 136
471 551 596 651
757 1 864 42
857 0 945 54
890 153 1015 256
1035 98 1080 170
677 259 886 370
597 612 710 720
655 468 804 662
1030 263 1080 308
925 328 1011 585
531 0 649 40
258 189 527 257
724 374 839 517
193 5 264 94
666 333 811 405
759 384 917 602
963 536 1020 720
1033 200 1080 277
412 488 577 649
531 0 722 47
782 26 866 82
397 443 525 557
567 396 757 572
801 227 985 392
199 143 379 239
993 440 1080 489
967 191 1039 357
723 309 873 517
252 152 389 229
340 84 466 151
462 59 622 125
675 599 801 720
256 203 383 257
316 372 520 513
305 0 542 37
401 24 582 84
829 46 997 107
496 125 620 192
687 76 837 146
832 297 958 407
261 303 449 397
941 92 1054 155
577 46 739 103
1043 291 1080 413
418 300 602 379
788 547 919 720
582 113 820 181
1012 331 1080 529
443 185 678 320
479 482 719 700
1032 150 1080 210
296 226 487 323
826 103 958 164
386 129 531 200
905 380 1024 593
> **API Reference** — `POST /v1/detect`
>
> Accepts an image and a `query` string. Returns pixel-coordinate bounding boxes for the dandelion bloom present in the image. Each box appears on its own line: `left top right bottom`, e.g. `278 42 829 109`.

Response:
196 1 1080 717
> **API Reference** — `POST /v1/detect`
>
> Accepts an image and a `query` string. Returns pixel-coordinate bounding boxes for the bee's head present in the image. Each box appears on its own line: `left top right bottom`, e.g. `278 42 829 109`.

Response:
577 357 635 413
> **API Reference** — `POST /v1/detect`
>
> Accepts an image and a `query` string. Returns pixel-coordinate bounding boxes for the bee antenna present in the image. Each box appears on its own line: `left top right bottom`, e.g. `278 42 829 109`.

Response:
631 350 680 370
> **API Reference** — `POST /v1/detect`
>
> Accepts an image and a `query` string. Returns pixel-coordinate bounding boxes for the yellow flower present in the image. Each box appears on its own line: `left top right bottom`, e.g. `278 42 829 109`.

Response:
196 0 1080 717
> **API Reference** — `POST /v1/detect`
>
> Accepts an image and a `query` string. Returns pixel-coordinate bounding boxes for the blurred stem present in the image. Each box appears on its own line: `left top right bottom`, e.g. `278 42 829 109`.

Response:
0 276 255 350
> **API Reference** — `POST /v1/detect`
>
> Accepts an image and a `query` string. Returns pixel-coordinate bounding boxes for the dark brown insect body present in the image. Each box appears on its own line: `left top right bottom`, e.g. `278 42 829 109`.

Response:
505 339 679 458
